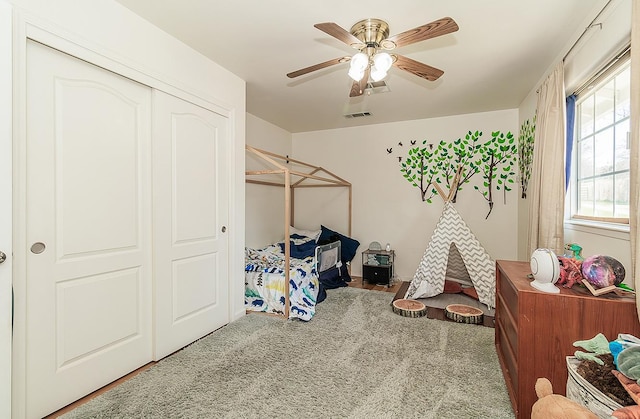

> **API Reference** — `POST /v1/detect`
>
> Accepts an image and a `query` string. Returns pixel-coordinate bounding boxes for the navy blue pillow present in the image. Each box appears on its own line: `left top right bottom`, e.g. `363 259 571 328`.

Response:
278 238 317 259
319 225 360 263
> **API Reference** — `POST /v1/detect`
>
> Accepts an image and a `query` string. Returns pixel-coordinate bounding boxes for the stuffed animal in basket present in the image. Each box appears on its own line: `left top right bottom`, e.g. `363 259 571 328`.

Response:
530 377 597 419
611 369 640 419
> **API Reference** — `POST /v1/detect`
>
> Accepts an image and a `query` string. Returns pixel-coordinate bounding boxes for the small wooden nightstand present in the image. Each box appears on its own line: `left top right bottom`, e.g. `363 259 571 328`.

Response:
362 249 395 286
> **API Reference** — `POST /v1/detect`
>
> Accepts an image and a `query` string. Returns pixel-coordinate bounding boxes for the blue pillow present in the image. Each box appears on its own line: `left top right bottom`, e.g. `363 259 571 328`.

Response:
278 238 317 259
319 225 360 263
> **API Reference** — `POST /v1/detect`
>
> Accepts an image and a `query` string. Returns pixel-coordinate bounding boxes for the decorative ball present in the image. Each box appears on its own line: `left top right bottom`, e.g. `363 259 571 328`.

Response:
581 255 625 288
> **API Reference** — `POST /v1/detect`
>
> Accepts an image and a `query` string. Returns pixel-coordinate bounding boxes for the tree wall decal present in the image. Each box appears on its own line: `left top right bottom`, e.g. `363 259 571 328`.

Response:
398 130 517 219
472 131 517 219
518 116 536 199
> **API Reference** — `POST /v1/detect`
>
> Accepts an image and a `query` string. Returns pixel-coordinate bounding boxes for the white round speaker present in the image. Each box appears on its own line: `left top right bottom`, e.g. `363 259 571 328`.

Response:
530 248 560 293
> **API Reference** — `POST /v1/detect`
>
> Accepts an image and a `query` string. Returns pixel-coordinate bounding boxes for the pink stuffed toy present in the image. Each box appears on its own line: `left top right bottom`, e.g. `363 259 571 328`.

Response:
557 256 583 288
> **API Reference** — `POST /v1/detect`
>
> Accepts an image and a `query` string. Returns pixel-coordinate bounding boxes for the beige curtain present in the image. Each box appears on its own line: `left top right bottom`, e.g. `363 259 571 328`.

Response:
631 0 640 320
527 63 566 256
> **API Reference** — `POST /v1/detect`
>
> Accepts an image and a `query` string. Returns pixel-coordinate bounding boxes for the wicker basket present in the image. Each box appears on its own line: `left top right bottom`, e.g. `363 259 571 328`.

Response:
565 356 623 418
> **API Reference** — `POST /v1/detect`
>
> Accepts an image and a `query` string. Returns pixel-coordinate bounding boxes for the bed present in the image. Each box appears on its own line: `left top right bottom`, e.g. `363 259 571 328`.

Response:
244 235 342 321
245 146 357 319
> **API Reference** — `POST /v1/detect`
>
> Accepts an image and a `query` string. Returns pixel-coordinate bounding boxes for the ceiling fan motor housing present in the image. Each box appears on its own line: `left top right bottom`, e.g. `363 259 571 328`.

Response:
350 18 393 51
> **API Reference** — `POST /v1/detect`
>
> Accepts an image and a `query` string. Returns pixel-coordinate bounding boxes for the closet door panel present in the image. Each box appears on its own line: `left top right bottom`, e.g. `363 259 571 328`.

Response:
24 40 152 419
153 90 230 360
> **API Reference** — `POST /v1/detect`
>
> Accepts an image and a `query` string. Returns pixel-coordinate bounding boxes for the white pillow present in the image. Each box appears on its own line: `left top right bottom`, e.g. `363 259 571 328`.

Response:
290 226 321 242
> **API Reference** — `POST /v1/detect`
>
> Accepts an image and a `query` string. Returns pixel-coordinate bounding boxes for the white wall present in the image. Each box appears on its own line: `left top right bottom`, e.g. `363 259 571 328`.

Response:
564 0 632 95
245 114 292 248
292 110 520 280
517 0 632 276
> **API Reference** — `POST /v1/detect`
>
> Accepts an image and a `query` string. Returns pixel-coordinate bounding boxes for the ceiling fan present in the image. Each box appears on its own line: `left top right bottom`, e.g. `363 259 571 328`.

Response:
287 17 459 97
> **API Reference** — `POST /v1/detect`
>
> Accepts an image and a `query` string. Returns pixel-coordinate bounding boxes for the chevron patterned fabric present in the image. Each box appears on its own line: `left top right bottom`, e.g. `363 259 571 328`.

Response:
405 202 496 307
445 243 473 285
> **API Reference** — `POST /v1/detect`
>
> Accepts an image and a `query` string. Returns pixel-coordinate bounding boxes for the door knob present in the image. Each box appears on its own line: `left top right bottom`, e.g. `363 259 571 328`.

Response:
221 226 227 233
30 242 46 254
0 251 5 264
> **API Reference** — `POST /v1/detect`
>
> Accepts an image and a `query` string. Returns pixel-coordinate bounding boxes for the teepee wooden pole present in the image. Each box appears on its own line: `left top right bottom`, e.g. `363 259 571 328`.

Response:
446 166 464 202
432 182 448 201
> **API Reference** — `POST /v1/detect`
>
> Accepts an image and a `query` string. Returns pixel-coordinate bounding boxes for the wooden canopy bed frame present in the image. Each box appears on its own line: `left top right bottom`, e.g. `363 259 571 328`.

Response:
245 145 352 318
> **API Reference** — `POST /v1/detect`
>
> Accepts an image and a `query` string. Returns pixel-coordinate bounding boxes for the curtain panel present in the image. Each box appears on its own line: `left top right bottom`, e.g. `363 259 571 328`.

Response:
527 63 566 256
631 0 640 320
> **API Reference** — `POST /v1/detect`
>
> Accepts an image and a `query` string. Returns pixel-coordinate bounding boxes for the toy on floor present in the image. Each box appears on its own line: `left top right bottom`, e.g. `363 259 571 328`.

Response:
617 346 640 380
530 377 597 419
611 370 640 418
612 406 640 419
573 333 610 365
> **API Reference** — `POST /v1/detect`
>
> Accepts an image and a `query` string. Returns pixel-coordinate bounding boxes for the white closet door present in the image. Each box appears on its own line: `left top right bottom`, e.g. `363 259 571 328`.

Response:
153 90 229 360
24 40 152 418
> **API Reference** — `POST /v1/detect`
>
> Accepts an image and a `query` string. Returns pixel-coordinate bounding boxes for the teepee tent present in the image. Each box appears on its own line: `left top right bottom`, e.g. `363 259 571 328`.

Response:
405 197 496 308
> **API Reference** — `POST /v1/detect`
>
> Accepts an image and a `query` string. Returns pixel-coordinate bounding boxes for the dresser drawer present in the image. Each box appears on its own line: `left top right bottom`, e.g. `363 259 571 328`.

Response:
497 294 518 356
498 270 519 326
497 321 518 398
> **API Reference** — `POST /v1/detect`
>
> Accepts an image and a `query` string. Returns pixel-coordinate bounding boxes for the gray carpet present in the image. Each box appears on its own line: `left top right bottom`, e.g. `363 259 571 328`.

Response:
62 287 515 418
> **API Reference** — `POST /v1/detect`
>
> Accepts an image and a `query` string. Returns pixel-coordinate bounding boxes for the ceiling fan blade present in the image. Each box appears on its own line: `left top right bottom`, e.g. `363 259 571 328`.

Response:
349 66 370 97
385 17 459 49
314 22 365 49
287 56 350 78
393 55 444 81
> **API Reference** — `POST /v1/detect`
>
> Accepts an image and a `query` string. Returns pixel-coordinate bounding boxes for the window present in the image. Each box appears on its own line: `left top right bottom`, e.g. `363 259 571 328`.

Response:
572 52 630 224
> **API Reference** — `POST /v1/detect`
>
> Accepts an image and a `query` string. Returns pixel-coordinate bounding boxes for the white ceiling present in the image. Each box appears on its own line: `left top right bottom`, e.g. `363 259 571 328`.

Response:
114 0 606 133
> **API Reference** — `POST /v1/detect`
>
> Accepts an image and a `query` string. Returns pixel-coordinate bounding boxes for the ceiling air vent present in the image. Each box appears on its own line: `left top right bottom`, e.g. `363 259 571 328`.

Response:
344 111 372 119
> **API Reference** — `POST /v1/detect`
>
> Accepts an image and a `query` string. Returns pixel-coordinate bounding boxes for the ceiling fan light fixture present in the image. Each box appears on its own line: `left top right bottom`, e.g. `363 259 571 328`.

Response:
348 52 369 81
370 66 387 82
373 52 393 72
288 17 459 96
348 66 365 82
350 52 369 71
370 52 393 81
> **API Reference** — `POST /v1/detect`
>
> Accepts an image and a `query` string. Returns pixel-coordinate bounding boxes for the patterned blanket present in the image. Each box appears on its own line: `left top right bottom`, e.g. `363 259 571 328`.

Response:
245 244 320 321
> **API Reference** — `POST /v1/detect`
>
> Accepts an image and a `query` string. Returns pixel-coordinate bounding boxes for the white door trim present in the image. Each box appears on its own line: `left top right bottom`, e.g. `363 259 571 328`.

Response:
0 2 13 418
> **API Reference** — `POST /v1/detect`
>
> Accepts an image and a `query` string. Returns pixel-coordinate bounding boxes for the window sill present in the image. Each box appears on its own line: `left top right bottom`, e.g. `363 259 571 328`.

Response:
564 218 630 240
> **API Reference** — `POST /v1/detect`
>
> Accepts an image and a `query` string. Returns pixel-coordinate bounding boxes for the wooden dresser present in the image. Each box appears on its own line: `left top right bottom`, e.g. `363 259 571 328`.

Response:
495 260 640 419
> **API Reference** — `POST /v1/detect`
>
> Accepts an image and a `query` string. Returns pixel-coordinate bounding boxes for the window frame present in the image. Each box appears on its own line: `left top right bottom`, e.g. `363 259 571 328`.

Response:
568 50 631 228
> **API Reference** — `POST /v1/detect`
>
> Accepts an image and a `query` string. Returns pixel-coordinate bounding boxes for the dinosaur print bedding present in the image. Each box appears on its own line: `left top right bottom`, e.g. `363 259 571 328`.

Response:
244 243 320 321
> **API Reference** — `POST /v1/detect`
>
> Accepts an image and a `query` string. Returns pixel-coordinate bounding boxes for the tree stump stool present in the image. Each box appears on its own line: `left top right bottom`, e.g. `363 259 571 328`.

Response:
444 304 484 324
392 299 427 318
